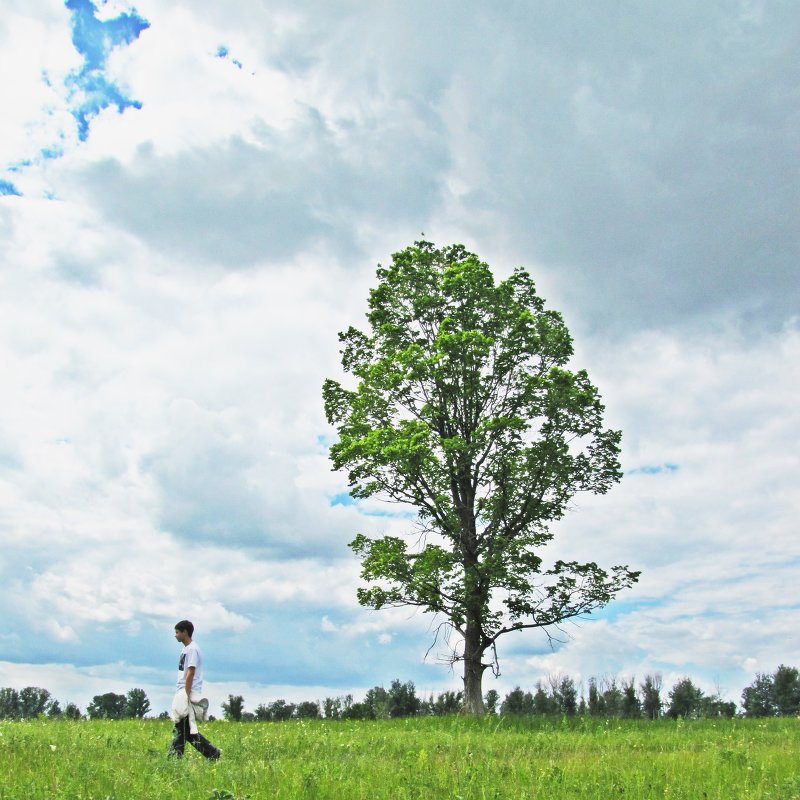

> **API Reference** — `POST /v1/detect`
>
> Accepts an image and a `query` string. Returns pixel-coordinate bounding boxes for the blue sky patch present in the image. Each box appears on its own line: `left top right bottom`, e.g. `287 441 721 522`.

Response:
627 463 679 476
330 492 416 519
0 180 22 197
40 146 65 161
64 0 150 141
216 44 243 70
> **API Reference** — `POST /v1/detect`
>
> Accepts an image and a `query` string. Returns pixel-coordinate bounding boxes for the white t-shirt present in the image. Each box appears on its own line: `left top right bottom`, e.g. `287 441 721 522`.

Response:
176 641 204 693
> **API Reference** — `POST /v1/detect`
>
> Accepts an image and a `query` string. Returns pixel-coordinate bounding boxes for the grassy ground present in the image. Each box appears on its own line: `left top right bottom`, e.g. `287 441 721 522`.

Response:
0 715 798 799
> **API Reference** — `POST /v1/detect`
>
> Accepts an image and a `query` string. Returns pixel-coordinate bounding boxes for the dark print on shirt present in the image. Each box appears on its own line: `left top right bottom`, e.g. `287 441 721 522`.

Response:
179 653 186 671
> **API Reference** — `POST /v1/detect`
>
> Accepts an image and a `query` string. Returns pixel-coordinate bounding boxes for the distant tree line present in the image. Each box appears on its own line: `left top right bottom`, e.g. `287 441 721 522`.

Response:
219 679 437 722
2 665 798 722
495 674 736 720
0 687 149 720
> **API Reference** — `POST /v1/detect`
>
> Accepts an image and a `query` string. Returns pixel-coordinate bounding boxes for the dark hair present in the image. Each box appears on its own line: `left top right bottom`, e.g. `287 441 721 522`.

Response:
175 620 194 637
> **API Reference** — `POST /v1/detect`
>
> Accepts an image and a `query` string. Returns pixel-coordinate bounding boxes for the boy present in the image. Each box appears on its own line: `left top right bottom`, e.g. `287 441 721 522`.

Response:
168 620 220 759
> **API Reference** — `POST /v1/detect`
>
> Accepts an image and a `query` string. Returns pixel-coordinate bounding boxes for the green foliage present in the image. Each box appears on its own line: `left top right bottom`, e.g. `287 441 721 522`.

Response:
222 695 245 721
743 673 775 717
666 678 733 720
425 689 464 716
295 701 321 720
208 791 236 800
500 674 664 721
0 687 57 720
324 241 639 711
620 678 642 719
19 687 51 719
640 674 663 720
771 664 800 715
269 699 296 721
322 696 343 719
124 688 151 719
83 689 150 719
387 679 422 718
667 678 704 719
87 692 127 720
483 689 499 714
741 664 800 717
500 686 535 715
0 687 20 719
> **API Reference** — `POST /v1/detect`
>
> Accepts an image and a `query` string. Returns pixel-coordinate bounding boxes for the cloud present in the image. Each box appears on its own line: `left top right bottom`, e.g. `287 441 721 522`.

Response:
69 106 447 268
0 1 150 197
425 2 800 332
0 4 79 190
1 1 798 712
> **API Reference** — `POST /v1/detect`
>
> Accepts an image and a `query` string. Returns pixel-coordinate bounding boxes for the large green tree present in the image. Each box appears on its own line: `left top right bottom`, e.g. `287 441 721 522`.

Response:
323 242 639 714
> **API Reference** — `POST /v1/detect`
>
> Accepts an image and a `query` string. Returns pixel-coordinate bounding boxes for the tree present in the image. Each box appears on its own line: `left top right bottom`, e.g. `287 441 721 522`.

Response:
268 699 296 721
64 702 83 720
742 672 773 717
322 697 343 720
601 679 623 717
555 676 579 716
620 678 641 719
532 683 556 715
0 688 20 719
667 678 704 719
771 665 800 716
387 679 422 718
742 665 800 717
124 688 151 719
222 695 244 721
19 687 51 719
587 679 603 716
323 241 639 714
341 697 371 720
296 701 321 720
500 687 533 715
87 692 126 720
484 689 499 715
640 674 662 720
364 686 390 720
426 689 463 716
700 695 736 718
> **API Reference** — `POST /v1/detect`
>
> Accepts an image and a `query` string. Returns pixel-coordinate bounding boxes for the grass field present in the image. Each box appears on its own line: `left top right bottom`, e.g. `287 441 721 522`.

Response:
0 715 798 799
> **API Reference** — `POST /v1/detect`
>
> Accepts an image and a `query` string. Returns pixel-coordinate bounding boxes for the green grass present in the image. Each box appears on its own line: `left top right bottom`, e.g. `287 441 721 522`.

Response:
0 716 798 799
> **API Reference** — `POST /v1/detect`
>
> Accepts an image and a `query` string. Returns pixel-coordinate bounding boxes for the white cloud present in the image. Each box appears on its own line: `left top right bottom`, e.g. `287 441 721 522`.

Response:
0 6 80 174
1 1 798 713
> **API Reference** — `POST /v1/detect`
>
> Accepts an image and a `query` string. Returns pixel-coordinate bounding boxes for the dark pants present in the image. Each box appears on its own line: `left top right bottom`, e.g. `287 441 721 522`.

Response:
169 716 220 759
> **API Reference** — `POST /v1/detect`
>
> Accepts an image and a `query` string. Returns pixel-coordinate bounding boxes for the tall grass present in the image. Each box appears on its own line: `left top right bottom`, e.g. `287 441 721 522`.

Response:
0 715 797 799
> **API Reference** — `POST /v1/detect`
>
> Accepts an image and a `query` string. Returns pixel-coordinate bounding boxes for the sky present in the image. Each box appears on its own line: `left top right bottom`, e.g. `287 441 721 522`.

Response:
0 0 798 716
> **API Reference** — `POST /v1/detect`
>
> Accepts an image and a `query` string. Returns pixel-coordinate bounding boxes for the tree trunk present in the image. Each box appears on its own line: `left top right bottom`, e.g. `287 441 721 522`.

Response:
462 617 486 714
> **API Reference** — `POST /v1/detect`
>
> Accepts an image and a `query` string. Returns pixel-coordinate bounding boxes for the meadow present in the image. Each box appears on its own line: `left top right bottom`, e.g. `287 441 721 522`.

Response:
0 715 798 799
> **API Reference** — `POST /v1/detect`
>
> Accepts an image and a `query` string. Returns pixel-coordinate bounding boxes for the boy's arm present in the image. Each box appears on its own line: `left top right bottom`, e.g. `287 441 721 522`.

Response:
185 666 195 696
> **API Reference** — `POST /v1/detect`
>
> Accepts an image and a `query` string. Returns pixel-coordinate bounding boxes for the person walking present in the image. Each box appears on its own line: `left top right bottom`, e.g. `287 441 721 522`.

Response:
168 620 221 759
